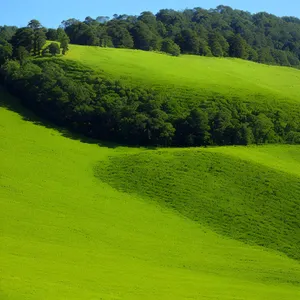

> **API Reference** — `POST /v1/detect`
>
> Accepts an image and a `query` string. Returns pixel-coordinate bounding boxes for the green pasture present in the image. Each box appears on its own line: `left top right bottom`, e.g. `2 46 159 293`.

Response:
65 44 300 106
1 87 300 299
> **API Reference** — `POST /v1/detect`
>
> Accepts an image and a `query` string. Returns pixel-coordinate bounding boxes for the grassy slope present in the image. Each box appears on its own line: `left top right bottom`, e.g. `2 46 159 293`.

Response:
1 87 300 299
97 147 300 260
65 44 300 106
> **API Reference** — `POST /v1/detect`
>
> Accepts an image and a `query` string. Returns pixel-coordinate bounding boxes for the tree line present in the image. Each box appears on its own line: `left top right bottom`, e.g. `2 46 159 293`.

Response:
1 56 300 147
3 5 300 63
53 5 300 65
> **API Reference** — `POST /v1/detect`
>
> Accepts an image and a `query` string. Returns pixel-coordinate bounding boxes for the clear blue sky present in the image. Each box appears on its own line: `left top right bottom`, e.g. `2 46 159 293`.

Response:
2 0 300 28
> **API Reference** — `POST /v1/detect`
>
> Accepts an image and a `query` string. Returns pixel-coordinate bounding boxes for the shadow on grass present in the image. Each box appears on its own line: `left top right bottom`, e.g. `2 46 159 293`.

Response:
0 86 156 150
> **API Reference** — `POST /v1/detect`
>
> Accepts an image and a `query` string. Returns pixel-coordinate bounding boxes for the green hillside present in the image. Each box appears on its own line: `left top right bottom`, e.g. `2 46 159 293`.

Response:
97 146 300 260
65 44 300 105
1 87 300 299
3 44 300 147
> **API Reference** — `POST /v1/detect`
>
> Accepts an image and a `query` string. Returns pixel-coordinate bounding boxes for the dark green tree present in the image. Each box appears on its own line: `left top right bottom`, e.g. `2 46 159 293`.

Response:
186 109 211 145
0 26 17 41
46 29 58 41
0 39 13 65
176 29 200 54
58 30 70 54
131 21 160 51
228 34 248 59
28 19 42 30
161 38 180 56
16 46 29 64
27 20 46 55
252 113 275 143
209 32 225 57
107 22 134 48
33 28 47 55
11 28 34 54
48 43 60 56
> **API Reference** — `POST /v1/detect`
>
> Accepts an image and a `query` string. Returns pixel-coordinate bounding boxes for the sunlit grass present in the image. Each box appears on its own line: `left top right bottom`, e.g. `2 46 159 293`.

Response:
65 44 300 106
1 87 300 299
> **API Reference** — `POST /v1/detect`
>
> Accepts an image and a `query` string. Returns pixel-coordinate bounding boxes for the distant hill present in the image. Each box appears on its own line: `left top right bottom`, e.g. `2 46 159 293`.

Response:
58 6 300 67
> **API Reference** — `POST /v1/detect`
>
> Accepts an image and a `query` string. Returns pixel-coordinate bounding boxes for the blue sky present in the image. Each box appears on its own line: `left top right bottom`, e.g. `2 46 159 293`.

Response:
2 0 300 28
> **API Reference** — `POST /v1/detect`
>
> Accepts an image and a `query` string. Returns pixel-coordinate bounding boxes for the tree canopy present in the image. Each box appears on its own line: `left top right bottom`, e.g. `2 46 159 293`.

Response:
32 5 300 66
3 6 300 64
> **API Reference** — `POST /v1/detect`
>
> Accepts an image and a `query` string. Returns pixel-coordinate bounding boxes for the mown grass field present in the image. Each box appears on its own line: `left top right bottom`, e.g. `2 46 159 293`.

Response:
1 87 300 299
65 44 300 106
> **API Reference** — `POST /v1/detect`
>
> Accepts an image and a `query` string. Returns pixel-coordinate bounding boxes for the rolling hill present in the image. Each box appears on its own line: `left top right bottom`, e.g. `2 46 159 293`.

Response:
1 86 300 299
65 44 300 106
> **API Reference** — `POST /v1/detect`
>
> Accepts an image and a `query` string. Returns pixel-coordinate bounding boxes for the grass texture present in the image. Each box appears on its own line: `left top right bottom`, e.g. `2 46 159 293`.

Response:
65 44 300 107
1 87 300 299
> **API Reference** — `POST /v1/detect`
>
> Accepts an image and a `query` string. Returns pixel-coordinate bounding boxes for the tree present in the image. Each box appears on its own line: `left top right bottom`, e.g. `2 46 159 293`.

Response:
96 16 110 24
97 26 113 47
33 28 46 55
16 46 29 64
46 29 58 41
107 22 134 48
65 22 99 46
61 18 80 29
211 109 232 144
209 32 229 57
209 33 223 57
161 39 180 56
247 46 258 61
138 12 157 30
0 26 17 41
48 43 60 56
24 20 47 56
199 39 212 56
28 19 42 30
272 49 289 66
11 28 34 54
180 108 211 146
252 113 275 143
60 38 69 55
42 47 50 56
236 124 254 145
57 30 70 54
176 29 200 54
0 39 13 65
258 47 275 64
228 34 248 59
131 21 160 51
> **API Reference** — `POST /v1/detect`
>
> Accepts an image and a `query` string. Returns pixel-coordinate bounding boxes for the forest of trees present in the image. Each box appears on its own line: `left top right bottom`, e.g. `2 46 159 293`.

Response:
3 5 300 64
55 5 300 66
2 7 300 147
